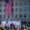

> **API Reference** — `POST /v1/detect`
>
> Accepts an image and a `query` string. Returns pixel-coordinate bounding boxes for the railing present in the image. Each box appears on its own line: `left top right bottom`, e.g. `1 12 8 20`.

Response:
0 18 30 21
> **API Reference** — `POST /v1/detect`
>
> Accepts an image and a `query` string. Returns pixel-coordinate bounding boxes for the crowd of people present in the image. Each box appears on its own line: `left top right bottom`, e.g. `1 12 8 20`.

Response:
0 21 20 30
0 21 30 30
0 23 21 30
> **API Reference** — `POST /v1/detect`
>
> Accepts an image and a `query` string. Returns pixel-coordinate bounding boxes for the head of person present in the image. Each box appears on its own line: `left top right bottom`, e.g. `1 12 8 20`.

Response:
10 23 16 30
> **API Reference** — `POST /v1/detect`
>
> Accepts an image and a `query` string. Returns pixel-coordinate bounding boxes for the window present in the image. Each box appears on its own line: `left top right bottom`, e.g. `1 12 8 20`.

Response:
28 14 30 18
28 7 30 12
24 8 26 12
15 14 18 18
19 14 22 18
3 15 5 18
24 14 26 18
28 21 30 27
15 2 18 6
0 15 2 19
8 15 10 18
0 9 2 12
28 1 30 5
19 1 22 6
19 8 22 12
15 8 18 12
24 1 26 5
0 4 2 7
4 9 6 12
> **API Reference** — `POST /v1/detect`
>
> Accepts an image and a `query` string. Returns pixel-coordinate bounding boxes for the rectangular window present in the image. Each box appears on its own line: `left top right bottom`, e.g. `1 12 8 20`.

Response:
24 1 26 5
0 4 2 7
28 1 30 5
0 15 2 19
0 9 2 12
15 2 18 6
28 14 30 18
3 15 5 19
19 14 22 18
24 14 26 18
19 1 22 6
15 14 18 18
28 7 30 12
24 7 26 12
19 8 22 12
15 8 18 12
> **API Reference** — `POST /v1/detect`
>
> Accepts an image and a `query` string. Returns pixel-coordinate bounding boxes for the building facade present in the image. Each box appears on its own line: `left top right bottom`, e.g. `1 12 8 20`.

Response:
0 0 30 21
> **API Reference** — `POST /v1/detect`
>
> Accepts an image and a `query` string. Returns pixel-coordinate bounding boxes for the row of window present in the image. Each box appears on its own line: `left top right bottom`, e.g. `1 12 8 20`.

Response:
15 8 30 12
0 1 30 7
15 14 30 18
0 14 30 19
0 7 30 12
15 1 30 6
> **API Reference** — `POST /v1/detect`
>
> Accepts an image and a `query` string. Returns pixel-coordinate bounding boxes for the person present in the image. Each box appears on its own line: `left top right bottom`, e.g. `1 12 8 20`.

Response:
0 21 1 25
10 23 16 30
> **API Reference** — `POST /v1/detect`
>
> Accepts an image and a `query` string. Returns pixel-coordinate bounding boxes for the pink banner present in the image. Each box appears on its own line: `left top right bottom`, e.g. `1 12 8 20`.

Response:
5 3 12 16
